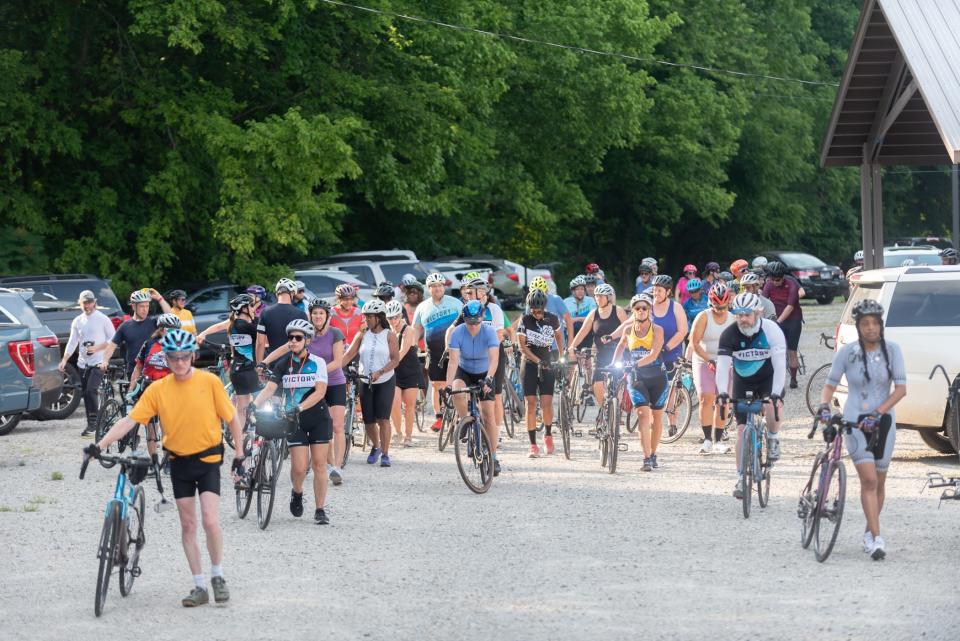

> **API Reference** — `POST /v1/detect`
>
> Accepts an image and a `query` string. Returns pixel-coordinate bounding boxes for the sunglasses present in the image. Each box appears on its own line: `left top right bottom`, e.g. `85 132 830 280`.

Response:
288 335 306 342
166 353 193 363
632 305 651 312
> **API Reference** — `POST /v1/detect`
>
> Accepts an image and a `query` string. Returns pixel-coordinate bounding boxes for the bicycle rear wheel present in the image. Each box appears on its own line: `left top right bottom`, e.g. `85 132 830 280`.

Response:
119 485 145 596
814 461 846 562
256 441 279 530
454 418 493 493
607 395 620 474
416 390 426 432
757 449 771 508
805 363 832 416
560 393 572 460
94 502 120 617
95 400 122 467
438 406 454 452
502 390 515 439
740 428 753 519
342 397 355 467
235 435 255 519
799 452 824 549
659 385 693 444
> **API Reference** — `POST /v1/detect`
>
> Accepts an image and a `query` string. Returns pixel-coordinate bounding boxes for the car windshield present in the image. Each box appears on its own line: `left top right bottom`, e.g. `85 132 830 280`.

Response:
380 262 429 284
887 280 960 327
15 281 120 312
298 273 360 294
882 252 941 267
777 252 826 268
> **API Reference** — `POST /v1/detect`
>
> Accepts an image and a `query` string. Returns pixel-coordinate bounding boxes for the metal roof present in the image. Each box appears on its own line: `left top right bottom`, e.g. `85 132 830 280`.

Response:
821 0 960 167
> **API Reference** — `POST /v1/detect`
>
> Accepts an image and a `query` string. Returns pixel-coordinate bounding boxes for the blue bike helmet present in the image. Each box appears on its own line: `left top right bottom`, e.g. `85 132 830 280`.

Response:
463 300 484 324
161 328 198 353
686 278 703 293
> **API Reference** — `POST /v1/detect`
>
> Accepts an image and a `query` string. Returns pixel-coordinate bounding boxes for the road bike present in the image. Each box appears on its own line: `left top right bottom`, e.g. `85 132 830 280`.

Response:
569 347 596 422
923 364 960 506
798 413 859 561
239 404 294 529
804 332 837 416
80 449 172 616
500 340 524 438
442 385 495 493
94 365 138 465
342 369 369 466
553 357 574 460
436 388 459 452
590 364 627 474
726 393 778 518
658 358 695 443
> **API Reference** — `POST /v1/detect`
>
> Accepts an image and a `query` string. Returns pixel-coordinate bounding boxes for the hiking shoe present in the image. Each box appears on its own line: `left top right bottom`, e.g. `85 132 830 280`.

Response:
290 491 304 517
713 441 729 455
767 435 781 461
862 531 875 553
314 508 329 525
380 454 391 467
870 536 886 561
430 417 442 432
642 458 653 472
493 460 501 477
329 467 343 485
528 444 540 458
182 586 209 607
733 478 744 499
721 429 730 441
366 447 381 465
211 576 229 603
544 435 555 455
699 440 713 455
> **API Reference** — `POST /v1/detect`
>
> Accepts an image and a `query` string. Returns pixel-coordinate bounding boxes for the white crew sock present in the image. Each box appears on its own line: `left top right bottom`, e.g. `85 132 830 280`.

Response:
194 574 206 589
210 564 223 578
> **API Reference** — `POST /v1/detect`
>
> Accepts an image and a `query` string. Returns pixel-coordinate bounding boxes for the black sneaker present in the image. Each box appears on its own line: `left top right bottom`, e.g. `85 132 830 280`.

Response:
314 508 329 525
789 377 798 389
81 426 95 437
290 491 304 517
493 460 501 477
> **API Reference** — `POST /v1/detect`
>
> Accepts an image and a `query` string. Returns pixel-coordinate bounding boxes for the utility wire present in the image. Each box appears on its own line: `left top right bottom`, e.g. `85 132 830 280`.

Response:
319 0 840 88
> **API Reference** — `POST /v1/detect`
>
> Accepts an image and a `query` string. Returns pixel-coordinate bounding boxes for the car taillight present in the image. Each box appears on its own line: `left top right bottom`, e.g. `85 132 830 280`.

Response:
8 340 35 377
794 269 817 279
507 273 519 282
444 279 452 287
36 335 58 348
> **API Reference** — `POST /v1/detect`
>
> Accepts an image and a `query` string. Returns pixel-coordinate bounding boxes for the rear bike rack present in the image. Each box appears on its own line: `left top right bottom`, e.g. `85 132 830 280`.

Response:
923 472 960 508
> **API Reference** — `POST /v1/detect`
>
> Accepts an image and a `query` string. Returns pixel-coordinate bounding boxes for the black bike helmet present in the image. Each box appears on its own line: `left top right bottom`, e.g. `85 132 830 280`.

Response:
375 283 395 300
167 289 187 300
766 261 787 278
229 293 255 313
851 299 884 323
652 274 673 289
527 290 548 310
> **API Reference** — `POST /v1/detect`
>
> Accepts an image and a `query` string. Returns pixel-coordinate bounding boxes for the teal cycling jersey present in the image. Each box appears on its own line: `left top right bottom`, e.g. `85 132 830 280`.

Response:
228 318 257 363
564 295 597 319
269 352 328 411
413 295 463 346
683 297 709 327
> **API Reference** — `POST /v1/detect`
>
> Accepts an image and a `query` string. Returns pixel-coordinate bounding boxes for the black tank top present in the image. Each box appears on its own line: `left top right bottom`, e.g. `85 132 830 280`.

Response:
395 324 420 373
592 305 620 350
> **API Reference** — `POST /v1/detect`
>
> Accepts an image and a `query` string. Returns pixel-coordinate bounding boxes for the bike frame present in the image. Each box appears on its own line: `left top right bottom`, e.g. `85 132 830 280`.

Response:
105 469 137 520
738 399 767 479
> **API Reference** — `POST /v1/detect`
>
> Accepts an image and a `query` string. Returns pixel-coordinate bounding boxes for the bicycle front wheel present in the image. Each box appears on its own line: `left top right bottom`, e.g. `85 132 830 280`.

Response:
814 461 846 563
95 502 120 617
235 435 254 519
342 397 355 467
119 485 145 596
740 429 753 519
416 391 426 432
608 395 620 474
757 449 771 508
805 363 832 416
659 385 693 444
799 452 824 549
560 393 572 460
454 417 493 493
256 441 279 530
95 400 122 467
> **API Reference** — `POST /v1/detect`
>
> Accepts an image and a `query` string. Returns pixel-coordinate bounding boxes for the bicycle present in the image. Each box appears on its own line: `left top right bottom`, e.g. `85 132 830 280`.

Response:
94 365 139 465
804 332 837 416
240 404 295 529
500 339 524 438
436 390 459 452
205 341 241 448
569 348 596 423
441 385 495 493
798 413 859 562
724 393 778 518
658 358 695 443
553 357 574 460
341 369 370 466
80 449 172 616
590 365 627 474
922 364 960 506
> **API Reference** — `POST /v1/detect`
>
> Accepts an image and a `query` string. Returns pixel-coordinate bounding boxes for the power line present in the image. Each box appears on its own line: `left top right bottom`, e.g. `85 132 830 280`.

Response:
318 0 840 88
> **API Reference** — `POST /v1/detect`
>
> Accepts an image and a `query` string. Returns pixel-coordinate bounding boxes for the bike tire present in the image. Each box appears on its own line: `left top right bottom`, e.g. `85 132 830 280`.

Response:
575 389 588 422
95 400 122 468
453 417 494 494
814 461 846 563
599 404 609 470
342 397 354 467
502 393 516 439
438 410 450 452
235 434 255 519
416 390 426 432
799 452 824 549
740 427 753 519
624 405 635 434
659 385 693 444
256 441 279 530
805 363 832 416
119 485 145 596
757 450 771 509
608 394 619 474
94 502 120 617
560 393 572 460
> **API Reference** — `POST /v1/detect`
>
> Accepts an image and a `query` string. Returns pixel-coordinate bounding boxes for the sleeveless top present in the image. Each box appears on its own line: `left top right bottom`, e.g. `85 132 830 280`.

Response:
627 321 662 371
359 328 393 384
395 323 420 375
330 305 364 346
592 305 621 351
308 327 346 386
693 310 735 364
653 301 682 362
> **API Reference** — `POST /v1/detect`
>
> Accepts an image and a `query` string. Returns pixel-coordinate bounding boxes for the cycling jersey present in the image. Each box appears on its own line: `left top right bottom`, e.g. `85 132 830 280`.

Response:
625 322 662 369
257 303 308 353
330 305 364 346
634 275 653 295
449 324 500 375
413 295 463 350
308 327 346 386
112 316 159 376
676 277 694 305
653 300 685 363
826 341 906 425
453 301 505 332
172 308 197 334
715 318 787 394
762 278 802 322
518 312 560 362
228 318 257 363
136 337 171 381
682 295 709 327
269 352 328 412
564 295 597 320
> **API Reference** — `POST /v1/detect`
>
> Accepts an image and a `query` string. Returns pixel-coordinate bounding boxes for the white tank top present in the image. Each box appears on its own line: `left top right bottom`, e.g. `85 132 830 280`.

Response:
359 328 393 384
693 310 735 362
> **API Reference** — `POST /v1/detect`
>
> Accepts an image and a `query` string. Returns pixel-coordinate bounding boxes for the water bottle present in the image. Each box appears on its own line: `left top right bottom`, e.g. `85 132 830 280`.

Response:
681 370 693 391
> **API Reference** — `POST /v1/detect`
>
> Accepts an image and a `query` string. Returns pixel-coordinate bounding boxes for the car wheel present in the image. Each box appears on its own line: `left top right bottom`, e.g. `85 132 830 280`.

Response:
918 428 957 454
945 401 960 453
0 413 23 436
31 363 82 421
816 295 834 305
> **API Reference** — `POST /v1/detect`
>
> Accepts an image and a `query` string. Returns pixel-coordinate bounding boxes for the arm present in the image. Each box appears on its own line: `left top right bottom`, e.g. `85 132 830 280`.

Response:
327 339 344 374
517 333 542 365
777 281 799 324
445 349 460 387
150 289 172 314
371 331 400 382
635 325 665 368
768 321 787 394
197 319 230 344
690 314 712 362
252 381 279 408
60 318 79 371
562 312 574 348
612 331 629 364
255 333 267 363
876 344 908 414
609 318 632 341
226 411 244 456
341 335 362 365
715 354 732 393
95 415 139 450
263 343 291 365
666 302 688 350
555 325 566 352
299 379 329 413
486 345 499 380
568 310 595 353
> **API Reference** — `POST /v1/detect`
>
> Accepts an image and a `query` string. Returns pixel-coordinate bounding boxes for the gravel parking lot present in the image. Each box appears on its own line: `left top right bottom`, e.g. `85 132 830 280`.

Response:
1 300 958 641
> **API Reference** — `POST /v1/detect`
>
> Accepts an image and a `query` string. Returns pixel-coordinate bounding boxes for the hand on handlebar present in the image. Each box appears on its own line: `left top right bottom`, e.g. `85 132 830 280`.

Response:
859 412 880 433
83 443 101 459
816 403 832 425
769 393 782 422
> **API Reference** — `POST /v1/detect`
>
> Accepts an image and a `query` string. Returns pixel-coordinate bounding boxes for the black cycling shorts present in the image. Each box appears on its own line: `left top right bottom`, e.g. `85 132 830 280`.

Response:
454 367 495 402
359 378 396 423
522 360 556 397
779 317 802 351
324 383 346 407
230 365 259 396
427 344 449 382
629 367 669 409
592 347 616 383
494 343 506 394
170 458 221 499
395 360 424 390
732 376 775 425
288 404 333 447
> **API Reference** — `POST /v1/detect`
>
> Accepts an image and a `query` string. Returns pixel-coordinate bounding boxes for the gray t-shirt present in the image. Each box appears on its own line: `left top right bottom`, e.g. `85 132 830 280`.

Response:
826 341 906 423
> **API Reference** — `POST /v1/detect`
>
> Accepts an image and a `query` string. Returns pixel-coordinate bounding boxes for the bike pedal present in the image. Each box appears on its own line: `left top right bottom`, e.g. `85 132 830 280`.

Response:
587 429 598 437
574 430 583 438
131 566 142 578
618 443 628 452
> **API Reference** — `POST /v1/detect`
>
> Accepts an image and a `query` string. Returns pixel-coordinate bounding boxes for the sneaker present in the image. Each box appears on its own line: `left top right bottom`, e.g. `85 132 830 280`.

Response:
430 417 442 432
767 435 781 461
733 478 744 499
211 576 229 603
721 429 730 441
81 426 95 437
329 467 343 486
862 531 875 553
651 453 659 468
641 458 653 472
870 536 886 560
528 444 540 458
403 438 414 448
366 447 381 465
713 441 729 455
182 586 209 607
667 424 678 437
493 460 501 477
314 508 330 525
789 377 798 390
380 454 391 467
699 440 713 455
290 491 304 517
544 435 555 455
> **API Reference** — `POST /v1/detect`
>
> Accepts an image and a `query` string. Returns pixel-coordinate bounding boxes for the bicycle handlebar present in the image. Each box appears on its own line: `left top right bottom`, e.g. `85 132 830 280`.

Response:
718 396 780 422
80 451 152 480
809 414 864 439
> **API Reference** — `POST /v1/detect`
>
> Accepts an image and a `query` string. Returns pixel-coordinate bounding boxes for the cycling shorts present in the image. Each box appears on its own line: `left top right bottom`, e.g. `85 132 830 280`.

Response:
170 458 220 499
779 317 802 351
427 343 448 382
522 360 555 397
230 365 260 396
395 360 424 390
845 417 896 472
494 343 506 394
359 378 395 423
288 404 333 447
629 367 669 409
324 383 346 407
591 347 616 383
454 368 495 402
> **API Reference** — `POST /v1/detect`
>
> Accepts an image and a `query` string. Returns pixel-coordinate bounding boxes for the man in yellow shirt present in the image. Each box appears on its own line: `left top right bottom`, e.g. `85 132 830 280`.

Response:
167 289 196 334
87 329 244 608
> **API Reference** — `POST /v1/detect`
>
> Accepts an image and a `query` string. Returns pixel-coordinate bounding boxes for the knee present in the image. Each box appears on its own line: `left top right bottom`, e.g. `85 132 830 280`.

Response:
859 472 879 492
201 511 220 534
180 516 198 538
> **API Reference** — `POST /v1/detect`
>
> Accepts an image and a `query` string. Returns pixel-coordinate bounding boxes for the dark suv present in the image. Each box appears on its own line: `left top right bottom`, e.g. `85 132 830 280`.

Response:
185 283 278 358
761 251 847 304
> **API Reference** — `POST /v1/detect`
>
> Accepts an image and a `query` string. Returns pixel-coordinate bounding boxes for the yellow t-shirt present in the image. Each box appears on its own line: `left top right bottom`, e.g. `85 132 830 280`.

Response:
129 369 235 462
173 308 197 334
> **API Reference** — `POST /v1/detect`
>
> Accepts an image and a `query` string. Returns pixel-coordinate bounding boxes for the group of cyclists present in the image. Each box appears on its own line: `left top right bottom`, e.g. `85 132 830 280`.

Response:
67 246 925 606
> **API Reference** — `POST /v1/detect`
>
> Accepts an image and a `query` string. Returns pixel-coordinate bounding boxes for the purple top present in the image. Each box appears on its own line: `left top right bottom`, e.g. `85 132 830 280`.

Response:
308 327 346 386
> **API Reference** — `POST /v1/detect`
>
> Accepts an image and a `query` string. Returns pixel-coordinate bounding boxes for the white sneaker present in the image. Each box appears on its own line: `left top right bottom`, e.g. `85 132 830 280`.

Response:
699 440 713 455
862 531 874 553
713 441 729 455
767 434 781 461
870 536 886 560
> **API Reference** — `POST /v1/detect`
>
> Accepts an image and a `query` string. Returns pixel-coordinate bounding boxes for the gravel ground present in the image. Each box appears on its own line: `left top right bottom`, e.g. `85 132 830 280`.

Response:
1 300 958 640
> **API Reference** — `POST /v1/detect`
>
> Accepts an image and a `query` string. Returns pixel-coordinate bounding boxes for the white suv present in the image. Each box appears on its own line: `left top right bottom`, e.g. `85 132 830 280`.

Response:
837 265 960 453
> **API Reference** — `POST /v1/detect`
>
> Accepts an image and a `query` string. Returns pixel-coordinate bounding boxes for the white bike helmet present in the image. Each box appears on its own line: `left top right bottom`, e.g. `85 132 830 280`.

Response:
385 300 403 318
751 256 768 270
361 299 386 315
425 273 445 286
594 283 615 298
739 272 760 287
285 318 315 338
129 289 152 304
732 292 762 313
275 277 297 294
156 313 182 329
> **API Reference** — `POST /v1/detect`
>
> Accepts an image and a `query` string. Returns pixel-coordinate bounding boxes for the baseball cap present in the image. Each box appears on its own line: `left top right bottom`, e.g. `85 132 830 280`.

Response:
78 290 96 303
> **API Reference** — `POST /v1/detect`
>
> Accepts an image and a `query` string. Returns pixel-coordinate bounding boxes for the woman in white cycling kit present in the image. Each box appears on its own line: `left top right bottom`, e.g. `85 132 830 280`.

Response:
689 282 735 455
818 300 906 560
568 283 627 410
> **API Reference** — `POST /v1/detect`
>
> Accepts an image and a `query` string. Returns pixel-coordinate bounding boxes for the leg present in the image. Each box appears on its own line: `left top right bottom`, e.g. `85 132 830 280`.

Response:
327 404 345 466
649 408 664 453
365 423 380 449
378 419 392 455
541 394 554 427
593 381 605 408
452 379 469 419
82 367 103 432
402 388 418 440
198 491 223 566
479 399 498 454
856 463 881 537
310 443 330 508
176 496 203 576
524 397 538 433
734 423 747 472
494 393 504 429
876 470 888 515
636 406 653 457
289 446 309 493
698 392 716 434
391 387 403 443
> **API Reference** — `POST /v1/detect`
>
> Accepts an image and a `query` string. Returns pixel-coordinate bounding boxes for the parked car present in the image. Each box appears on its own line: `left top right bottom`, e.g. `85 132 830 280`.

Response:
0 289 62 434
420 261 494 298
433 255 552 307
294 269 374 303
185 283 277 357
0 274 124 420
761 251 847 304
837 265 960 453
883 245 942 267
297 255 433 291
888 236 954 250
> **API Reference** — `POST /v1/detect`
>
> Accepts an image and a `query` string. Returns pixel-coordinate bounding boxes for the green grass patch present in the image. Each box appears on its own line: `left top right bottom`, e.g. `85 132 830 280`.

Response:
51 471 64 481
0 506 12 513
